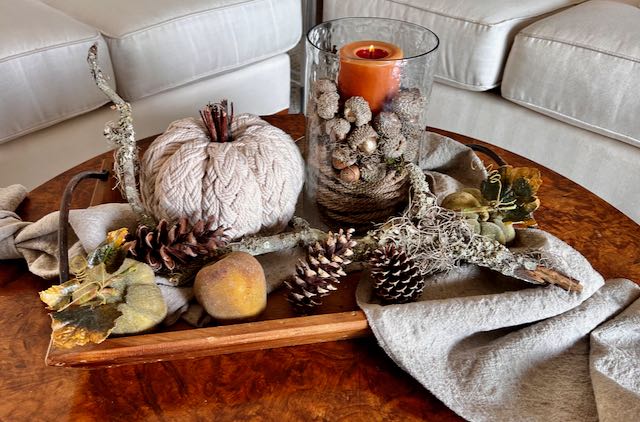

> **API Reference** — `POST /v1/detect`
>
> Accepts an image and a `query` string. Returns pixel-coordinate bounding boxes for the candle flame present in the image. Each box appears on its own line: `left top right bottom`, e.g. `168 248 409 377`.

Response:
368 45 375 53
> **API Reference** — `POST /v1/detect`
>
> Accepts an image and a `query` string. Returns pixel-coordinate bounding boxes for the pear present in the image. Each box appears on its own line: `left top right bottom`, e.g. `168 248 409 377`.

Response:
194 252 267 322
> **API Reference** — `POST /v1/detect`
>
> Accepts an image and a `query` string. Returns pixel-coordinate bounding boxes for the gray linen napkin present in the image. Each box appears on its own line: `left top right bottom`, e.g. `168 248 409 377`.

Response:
357 133 640 421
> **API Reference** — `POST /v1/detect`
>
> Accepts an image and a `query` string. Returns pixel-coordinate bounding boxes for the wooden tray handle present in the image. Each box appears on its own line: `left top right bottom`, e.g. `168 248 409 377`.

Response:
58 170 109 284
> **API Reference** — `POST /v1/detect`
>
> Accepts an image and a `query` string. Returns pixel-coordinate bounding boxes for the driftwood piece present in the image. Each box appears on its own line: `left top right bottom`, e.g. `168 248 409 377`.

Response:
515 267 583 292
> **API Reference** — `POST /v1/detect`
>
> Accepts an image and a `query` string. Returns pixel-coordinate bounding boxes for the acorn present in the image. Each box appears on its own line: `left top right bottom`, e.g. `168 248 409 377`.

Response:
348 124 378 152
316 91 340 120
313 78 337 97
344 96 372 127
358 137 378 156
332 157 349 170
373 112 402 137
380 134 407 159
332 144 357 169
480 221 506 245
340 165 361 183
391 88 425 123
325 117 351 142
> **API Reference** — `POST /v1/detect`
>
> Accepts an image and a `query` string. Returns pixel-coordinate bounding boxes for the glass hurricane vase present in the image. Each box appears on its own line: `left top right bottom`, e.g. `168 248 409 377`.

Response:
304 17 439 230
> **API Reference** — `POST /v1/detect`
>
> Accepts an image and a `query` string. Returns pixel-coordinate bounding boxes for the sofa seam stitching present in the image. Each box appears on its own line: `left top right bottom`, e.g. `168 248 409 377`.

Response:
0 101 110 145
386 0 584 27
0 34 103 63
100 0 260 39
503 95 637 144
435 74 499 90
517 32 640 64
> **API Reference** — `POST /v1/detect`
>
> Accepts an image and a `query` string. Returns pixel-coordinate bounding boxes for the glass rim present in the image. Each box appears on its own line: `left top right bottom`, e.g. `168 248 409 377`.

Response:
306 17 440 62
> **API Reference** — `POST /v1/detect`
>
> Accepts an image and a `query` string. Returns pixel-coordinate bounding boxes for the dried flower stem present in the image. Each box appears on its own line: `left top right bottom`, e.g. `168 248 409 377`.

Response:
199 101 234 142
87 43 154 227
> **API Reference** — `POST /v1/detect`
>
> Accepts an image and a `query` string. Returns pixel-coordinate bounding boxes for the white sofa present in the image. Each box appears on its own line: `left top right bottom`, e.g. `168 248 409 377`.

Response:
323 0 640 224
0 0 301 190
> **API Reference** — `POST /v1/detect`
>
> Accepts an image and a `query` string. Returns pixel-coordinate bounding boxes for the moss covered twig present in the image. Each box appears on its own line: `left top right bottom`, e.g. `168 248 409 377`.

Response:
87 43 154 227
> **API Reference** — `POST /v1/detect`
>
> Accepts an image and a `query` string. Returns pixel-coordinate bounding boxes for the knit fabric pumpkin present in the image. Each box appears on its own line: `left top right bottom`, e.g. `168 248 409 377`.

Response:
140 114 305 239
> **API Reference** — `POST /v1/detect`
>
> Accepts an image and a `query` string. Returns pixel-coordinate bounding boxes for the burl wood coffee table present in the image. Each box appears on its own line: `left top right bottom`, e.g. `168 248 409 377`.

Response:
1 114 639 421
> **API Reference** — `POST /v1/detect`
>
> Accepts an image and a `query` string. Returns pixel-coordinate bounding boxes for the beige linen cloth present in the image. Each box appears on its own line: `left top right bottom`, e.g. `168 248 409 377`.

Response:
356 133 640 421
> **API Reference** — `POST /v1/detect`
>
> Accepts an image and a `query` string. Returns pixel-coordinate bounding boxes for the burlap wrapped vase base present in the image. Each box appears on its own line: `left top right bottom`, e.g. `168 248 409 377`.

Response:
357 132 640 422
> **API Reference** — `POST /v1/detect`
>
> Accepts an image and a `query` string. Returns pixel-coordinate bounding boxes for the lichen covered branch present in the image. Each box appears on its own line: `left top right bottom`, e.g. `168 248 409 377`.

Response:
87 43 154 227
226 217 327 256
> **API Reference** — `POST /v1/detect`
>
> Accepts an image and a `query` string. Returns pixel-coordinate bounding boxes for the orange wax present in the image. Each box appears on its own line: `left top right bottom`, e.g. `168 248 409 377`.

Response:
338 40 403 114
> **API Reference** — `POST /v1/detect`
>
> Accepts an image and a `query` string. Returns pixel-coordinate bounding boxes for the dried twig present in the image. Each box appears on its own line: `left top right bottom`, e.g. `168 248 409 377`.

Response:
87 43 154 227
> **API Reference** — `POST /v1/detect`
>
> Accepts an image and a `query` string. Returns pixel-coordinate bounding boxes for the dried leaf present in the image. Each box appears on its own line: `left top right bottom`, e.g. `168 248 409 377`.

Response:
39 279 80 310
41 258 167 348
50 304 121 349
87 228 131 272
504 166 542 196
480 165 542 224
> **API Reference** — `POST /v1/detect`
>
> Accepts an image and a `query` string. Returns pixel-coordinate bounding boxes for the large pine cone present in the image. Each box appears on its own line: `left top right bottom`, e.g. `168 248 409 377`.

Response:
370 244 424 304
129 217 228 272
285 228 356 312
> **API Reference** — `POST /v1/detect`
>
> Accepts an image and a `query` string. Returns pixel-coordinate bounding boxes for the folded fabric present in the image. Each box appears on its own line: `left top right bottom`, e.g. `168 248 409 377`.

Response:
0 184 137 278
358 275 639 421
357 133 640 421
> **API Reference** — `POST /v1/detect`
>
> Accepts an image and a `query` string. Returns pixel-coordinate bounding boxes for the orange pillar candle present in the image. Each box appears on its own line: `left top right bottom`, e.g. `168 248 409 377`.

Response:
338 40 404 114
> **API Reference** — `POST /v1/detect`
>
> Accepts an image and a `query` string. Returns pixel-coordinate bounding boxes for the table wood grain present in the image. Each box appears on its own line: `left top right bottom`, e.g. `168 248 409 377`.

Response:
1 114 638 421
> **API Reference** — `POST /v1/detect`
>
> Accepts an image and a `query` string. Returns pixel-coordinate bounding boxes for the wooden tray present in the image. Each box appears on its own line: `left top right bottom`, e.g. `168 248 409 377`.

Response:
46 157 372 368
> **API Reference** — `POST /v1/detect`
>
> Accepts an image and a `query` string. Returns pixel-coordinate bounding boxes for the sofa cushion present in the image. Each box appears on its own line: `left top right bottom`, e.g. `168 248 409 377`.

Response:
45 0 301 101
323 0 586 91
502 0 640 147
0 0 114 144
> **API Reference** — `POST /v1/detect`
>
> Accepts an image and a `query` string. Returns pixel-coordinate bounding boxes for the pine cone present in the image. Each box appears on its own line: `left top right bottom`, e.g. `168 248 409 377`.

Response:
370 244 424 304
285 228 356 312
129 218 229 272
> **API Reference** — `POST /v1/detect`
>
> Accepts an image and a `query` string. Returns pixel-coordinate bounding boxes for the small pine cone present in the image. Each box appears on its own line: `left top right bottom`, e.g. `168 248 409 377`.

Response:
285 229 357 312
129 218 229 272
380 134 407 159
373 112 402 137
332 144 357 170
391 88 425 123
370 244 425 304
344 96 372 126
317 91 340 120
325 117 351 142
313 78 337 97
348 124 378 153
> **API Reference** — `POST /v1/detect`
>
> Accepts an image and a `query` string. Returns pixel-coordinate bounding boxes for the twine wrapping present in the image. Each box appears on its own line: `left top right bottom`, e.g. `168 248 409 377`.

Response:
310 143 409 227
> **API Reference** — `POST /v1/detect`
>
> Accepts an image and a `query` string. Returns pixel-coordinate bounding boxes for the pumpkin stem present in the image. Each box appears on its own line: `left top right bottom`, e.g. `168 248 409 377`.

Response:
200 100 234 143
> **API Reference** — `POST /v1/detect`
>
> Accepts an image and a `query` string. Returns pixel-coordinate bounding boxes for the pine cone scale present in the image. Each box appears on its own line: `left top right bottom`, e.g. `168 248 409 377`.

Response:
128 217 229 273
370 244 425 304
286 228 356 312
